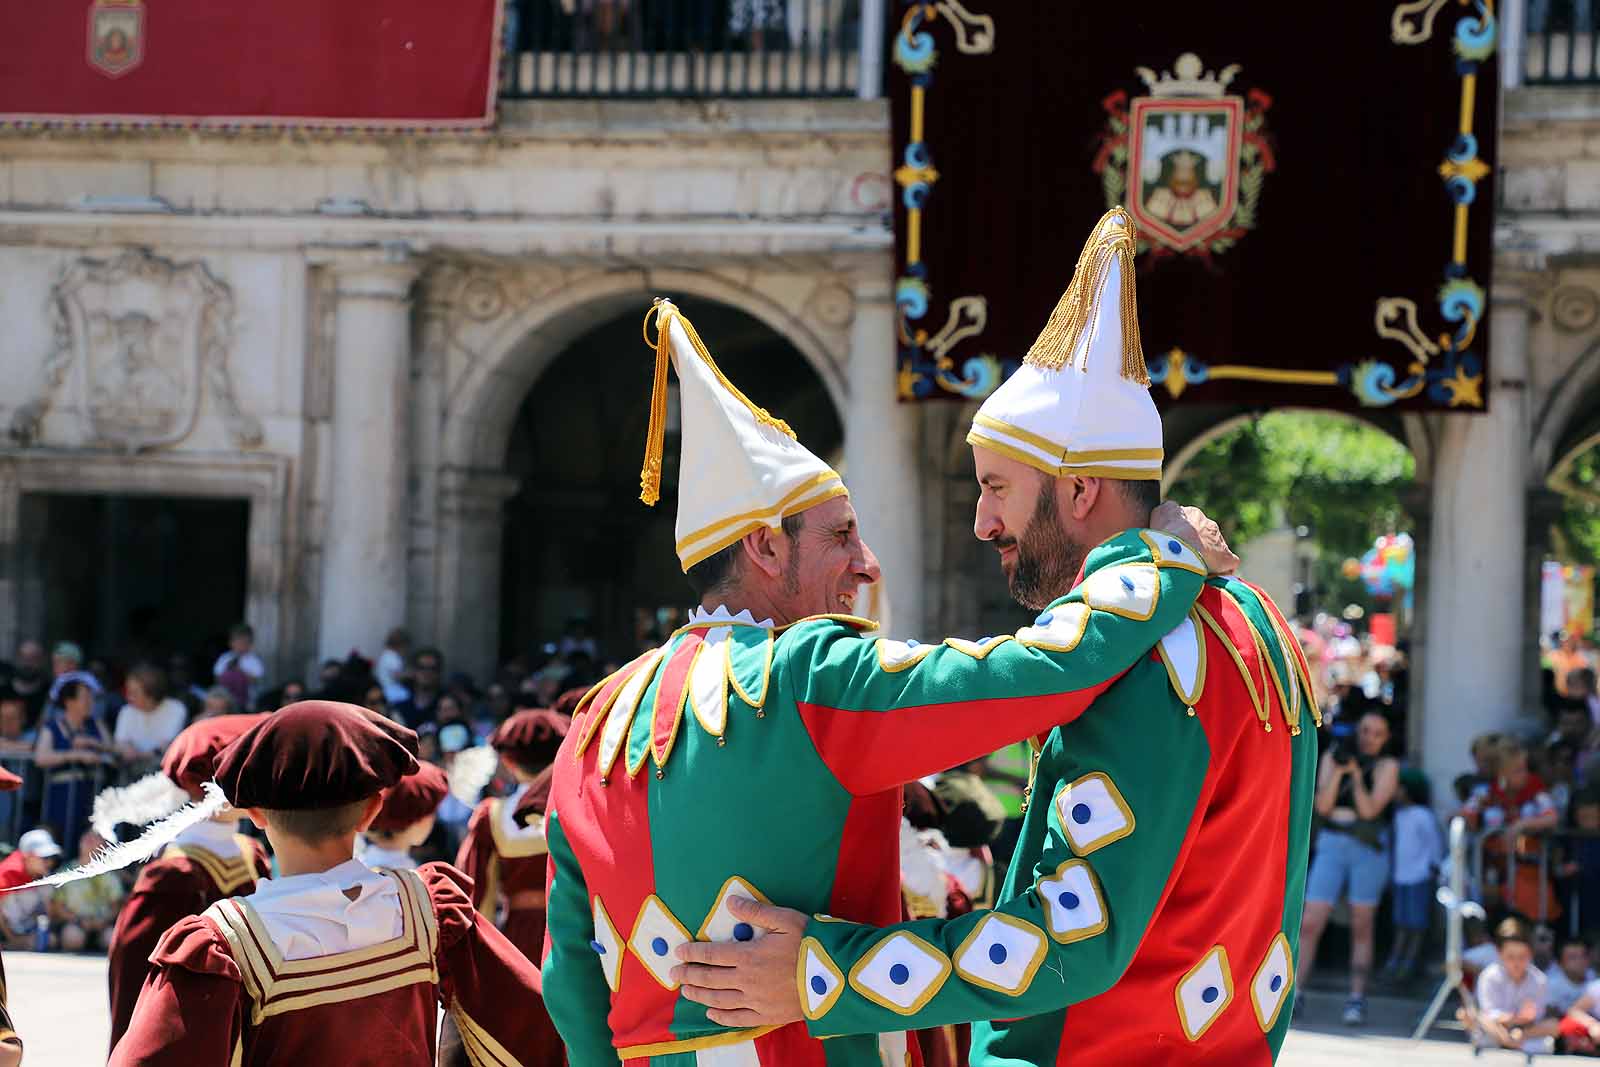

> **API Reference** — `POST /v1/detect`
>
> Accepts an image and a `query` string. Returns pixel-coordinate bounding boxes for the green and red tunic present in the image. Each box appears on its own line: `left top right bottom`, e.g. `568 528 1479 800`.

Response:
542 529 1212 1066
798 577 1319 1066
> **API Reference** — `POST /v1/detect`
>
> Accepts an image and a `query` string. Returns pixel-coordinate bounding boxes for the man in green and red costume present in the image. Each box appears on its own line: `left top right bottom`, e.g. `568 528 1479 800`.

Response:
673 211 1320 1066
542 250 1240 1065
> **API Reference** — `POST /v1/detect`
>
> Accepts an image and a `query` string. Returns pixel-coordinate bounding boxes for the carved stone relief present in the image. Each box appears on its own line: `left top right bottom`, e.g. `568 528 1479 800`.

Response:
9 249 262 452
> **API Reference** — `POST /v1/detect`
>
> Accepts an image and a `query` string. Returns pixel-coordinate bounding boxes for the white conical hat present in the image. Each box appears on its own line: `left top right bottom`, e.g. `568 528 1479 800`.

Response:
639 300 847 572
966 209 1163 480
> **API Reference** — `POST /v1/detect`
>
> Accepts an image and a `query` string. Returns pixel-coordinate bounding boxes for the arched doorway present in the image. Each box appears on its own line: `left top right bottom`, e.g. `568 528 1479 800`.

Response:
497 300 843 671
1162 408 1423 754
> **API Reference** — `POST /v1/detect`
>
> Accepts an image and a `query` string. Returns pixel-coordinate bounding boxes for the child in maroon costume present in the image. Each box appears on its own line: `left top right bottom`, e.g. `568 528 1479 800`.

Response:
110 701 548 1067
106 713 271 1054
446 709 567 1067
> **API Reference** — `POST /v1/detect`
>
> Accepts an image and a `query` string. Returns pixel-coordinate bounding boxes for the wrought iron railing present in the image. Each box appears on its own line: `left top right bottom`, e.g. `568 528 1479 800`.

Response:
499 0 872 98
1524 0 1600 84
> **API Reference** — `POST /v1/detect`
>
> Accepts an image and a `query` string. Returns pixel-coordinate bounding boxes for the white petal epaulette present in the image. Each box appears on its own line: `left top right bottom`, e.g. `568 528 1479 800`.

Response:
1015 603 1091 652
1079 562 1160 621
1157 612 1207 708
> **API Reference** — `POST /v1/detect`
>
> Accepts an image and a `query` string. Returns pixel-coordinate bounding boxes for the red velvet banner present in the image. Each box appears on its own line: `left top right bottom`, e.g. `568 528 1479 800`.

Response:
0 0 501 129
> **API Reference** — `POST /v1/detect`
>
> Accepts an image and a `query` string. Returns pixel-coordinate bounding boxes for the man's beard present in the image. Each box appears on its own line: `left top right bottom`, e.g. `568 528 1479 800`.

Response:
1002 479 1089 611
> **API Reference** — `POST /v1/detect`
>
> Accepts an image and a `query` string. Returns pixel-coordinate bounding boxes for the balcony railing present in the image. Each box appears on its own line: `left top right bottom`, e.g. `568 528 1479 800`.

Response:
1524 0 1600 84
499 0 878 99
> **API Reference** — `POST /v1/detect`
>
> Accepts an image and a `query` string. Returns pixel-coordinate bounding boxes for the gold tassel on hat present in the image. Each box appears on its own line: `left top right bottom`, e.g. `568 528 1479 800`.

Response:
639 301 673 506
637 299 798 508
1023 208 1150 386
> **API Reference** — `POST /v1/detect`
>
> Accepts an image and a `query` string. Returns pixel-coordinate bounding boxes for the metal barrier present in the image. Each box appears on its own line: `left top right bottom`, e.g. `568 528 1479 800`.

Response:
1415 817 1482 1040
1524 0 1600 84
499 0 870 98
1461 822 1600 931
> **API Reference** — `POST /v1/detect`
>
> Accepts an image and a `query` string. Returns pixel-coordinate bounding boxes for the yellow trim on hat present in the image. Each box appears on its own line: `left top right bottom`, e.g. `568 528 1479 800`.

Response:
675 471 846 554
677 479 850 571
967 427 1161 481
971 414 1163 465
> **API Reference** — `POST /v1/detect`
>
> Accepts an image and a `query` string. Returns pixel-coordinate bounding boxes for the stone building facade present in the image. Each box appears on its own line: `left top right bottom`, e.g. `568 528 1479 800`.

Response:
0 49 1597 793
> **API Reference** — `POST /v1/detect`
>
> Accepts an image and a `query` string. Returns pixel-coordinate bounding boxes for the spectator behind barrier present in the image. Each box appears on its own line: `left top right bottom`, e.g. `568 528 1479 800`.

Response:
1461 917 1560 1054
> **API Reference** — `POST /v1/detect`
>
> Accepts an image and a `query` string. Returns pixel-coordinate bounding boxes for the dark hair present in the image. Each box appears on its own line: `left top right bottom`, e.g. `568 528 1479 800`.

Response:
1115 478 1162 521
57 679 91 706
684 512 805 599
1560 936 1591 957
1495 916 1532 948
0 687 21 707
413 648 443 670
229 623 254 641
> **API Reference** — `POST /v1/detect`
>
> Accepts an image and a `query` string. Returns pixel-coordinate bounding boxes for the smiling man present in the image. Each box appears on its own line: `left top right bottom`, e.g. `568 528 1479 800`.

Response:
672 212 1320 1067
539 295 1232 1067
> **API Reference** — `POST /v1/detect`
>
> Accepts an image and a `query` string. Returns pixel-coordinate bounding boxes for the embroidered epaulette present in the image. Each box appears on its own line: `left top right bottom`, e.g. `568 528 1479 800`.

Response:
163 838 262 896
572 618 778 782
1159 582 1319 735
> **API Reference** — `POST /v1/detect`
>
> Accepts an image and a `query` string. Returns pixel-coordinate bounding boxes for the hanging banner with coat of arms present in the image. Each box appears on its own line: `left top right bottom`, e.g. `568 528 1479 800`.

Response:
0 0 501 130
892 1 1497 411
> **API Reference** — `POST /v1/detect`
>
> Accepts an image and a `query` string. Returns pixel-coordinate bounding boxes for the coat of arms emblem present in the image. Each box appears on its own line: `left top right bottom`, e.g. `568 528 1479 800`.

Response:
1094 53 1275 260
9 250 262 453
88 0 144 78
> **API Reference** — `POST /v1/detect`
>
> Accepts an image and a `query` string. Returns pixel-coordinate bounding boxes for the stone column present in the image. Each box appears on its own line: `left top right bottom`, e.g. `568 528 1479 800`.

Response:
434 466 520 685
844 272 926 636
318 247 420 661
1526 487 1567 709
1420 290 1533 798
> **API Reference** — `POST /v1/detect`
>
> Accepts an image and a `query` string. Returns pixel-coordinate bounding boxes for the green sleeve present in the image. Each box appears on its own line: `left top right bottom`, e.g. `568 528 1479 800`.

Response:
541 808 622 1067
798 664 1212 1034
782 527 1208 795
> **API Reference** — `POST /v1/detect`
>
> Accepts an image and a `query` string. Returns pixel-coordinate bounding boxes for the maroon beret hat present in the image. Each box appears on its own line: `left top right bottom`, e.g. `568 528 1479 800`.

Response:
162 714 269 797
369 761 449 834
490 709 569 772
214 701 419 811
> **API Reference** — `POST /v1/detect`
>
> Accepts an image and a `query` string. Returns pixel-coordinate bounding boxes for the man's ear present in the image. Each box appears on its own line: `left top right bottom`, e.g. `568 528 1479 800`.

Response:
244 807 270 831
354 793 386 834
738 525 787 581
1067 476 1104 521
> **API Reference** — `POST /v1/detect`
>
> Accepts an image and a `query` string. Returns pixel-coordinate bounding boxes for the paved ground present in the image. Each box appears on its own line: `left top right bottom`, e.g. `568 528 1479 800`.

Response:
0 952 1533 1065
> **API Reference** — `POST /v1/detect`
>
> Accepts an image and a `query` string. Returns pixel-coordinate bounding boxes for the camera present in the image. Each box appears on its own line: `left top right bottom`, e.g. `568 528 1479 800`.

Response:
1328 719 1358 766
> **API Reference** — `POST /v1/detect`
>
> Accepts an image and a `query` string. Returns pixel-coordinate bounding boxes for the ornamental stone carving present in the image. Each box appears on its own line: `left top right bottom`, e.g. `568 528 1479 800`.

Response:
1552 285 1600 334
10 249 261 452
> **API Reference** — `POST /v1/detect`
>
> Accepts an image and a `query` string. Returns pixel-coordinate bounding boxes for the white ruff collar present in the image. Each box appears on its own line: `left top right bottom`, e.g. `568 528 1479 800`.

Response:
687 604 775 629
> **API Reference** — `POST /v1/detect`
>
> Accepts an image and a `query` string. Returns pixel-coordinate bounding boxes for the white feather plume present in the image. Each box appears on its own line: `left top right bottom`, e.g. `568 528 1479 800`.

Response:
5 782 229 892
91 772 190 842
448 746 502 806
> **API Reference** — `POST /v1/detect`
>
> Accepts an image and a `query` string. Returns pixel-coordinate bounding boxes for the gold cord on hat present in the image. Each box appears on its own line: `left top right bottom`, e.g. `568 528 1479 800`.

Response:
1023 207 1150 386
638 301 798 507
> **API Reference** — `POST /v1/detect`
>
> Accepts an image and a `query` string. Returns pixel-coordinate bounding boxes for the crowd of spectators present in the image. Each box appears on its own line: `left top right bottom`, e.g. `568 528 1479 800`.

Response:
0 618 615 954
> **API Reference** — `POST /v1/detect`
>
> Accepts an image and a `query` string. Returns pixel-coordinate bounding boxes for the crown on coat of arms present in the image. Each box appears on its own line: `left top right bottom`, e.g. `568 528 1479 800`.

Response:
1135 53 1240 98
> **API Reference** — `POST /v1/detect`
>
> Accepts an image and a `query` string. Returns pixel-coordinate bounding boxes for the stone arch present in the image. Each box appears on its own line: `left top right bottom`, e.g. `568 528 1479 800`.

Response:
441 267 850 474
1160 405 1428 491
1533 339 1600 483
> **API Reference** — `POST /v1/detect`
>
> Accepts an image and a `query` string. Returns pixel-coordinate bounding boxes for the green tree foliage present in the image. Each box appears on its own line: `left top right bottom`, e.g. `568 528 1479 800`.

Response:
1167 413 1415 612
1554 444 1600 566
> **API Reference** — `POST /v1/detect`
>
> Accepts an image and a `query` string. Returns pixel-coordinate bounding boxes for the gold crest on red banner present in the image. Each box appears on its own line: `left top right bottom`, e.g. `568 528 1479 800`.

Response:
88 0 144 79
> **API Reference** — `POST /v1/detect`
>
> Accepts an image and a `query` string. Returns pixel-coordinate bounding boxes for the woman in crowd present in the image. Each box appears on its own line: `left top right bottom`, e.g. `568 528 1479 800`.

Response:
33 680 113 847
1296 709 1401 1026
112 665 187 771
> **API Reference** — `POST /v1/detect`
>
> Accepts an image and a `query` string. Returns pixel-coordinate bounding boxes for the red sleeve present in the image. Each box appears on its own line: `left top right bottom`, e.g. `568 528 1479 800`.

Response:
420 863 551 1065
108 917 244 1066
453 801 495 913
107 863 213 1053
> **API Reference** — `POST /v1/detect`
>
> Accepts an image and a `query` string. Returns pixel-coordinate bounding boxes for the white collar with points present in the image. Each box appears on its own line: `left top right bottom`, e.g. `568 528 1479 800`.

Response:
687 605 775 629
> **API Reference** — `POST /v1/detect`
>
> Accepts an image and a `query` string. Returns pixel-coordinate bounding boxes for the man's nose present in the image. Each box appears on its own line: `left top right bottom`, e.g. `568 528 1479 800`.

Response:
974 499 1003 542
857 539 883 585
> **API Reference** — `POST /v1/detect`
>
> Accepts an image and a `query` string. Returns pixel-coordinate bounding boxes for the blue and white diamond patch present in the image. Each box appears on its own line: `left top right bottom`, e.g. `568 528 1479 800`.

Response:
953 913 1048 995
1015 603 1091 652
591 896 623 992
1034 858 1108 944
1055 772 1135 855
1176 945 1234 1041
1250 932 1293 1031
628 895 692 989
848 931 952 1015
1080 563 1159 621
876 638 937 672
1141 530 1207 575
800 937 846 1020
697 875 770 944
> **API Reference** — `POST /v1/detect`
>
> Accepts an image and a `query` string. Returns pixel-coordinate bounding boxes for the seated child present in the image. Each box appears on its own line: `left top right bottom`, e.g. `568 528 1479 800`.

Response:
1461 917 1560 1054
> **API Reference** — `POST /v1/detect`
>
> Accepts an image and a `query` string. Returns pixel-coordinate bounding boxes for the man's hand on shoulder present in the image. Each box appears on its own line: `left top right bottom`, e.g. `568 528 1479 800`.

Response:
673 896 807 1028
1152 501 1239 576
